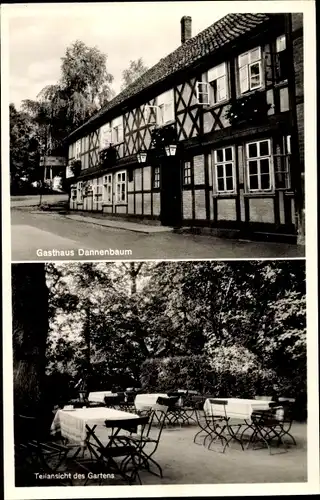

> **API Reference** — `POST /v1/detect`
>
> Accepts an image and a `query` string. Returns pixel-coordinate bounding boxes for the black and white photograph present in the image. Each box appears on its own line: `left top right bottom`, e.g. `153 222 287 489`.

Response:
7 3 306 261
12 260 307 486
1 1 318 499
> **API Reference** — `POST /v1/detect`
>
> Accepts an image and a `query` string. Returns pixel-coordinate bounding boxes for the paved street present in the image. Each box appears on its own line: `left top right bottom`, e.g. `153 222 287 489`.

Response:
11 205 305 261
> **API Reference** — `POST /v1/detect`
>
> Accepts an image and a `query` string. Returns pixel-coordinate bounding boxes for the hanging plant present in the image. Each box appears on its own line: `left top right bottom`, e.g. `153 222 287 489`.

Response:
70 159 82 177
225 92 272 126
150 124 177 150
99 145 117 168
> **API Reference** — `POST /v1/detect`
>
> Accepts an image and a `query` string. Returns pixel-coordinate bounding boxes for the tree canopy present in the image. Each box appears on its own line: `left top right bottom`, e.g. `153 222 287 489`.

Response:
121 58 149 90
10 103 42 192
45 260 306 400
21 40 115 153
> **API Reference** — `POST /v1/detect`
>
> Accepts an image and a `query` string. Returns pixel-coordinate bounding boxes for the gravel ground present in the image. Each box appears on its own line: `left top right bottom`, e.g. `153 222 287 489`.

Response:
35 421 306 487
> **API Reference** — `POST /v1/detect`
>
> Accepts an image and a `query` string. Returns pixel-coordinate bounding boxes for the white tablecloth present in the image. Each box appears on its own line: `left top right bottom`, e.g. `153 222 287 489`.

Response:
88 391 117 403
204 398 272 421
134 393 168 411
51 407 139 446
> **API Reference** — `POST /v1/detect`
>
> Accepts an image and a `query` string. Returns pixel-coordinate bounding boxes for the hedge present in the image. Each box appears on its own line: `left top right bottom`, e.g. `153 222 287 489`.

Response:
139 355 307 419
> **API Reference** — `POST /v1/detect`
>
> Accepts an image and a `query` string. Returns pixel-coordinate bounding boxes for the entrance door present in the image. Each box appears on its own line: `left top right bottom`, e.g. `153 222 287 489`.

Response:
160 156 182 227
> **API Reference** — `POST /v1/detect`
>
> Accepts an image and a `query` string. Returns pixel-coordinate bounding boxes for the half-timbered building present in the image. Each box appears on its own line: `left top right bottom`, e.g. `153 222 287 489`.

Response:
65 13 304 243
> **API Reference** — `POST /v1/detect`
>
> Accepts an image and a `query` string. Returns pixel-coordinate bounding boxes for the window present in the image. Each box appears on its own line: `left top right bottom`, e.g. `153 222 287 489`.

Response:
153 166 160 189
115 171 127 203
196 82 210 105
143 105 158 125
245 139 274 192
111 116 124 143
274 136 291 189
275 34 288 82
75 140 81 159
183 161 192 185
157 90 174 125
100 123 112 150
66 164 73 179
103 174 113 203
213 146 236 194
77 181 83 202
71 186 77 200
93 179 102 203
208 63 228 104
238 47 262 94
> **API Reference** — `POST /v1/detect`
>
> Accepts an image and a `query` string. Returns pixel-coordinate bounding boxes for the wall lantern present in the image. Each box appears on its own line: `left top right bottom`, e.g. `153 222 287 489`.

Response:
136 123 178 163
164 144 177 157
137 151 148 163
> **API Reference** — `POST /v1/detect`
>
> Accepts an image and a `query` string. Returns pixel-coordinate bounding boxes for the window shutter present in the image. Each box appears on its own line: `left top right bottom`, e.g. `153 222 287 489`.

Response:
218 77 227 101
144 105 157 125
100 124 112 150
75 140 81 159
164 101 174 123
239 66 249 93
118 125 124 142
264 44 274 86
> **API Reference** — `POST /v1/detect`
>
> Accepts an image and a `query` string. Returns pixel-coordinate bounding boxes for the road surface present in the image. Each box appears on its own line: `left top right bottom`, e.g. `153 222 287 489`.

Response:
11 207 305 261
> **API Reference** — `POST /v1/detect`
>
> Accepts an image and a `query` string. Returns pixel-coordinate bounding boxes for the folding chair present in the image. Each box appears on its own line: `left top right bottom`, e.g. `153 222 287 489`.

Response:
167 392 197 425
14 414 74 485
112 407 169 479
118 392 136 413
250 400 296 454
277 398 297 446
193 401 213 445
104 395 123 409
205 400 245 453
75 416 149 485
158 396 181 426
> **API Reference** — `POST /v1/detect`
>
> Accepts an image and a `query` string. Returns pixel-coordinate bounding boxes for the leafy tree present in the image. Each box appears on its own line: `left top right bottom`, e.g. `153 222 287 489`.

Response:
61 40 114 106
9 103 41 193
21 40 115 165
121 58 149 90
41 261 306 404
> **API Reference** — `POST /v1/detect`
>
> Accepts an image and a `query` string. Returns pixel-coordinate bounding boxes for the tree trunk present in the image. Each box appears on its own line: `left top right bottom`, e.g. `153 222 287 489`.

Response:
12 264 49 416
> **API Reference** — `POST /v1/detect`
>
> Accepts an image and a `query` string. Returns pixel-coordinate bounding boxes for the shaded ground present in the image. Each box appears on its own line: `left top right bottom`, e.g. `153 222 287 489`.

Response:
11 193 69 207
11 199 304 261
25 422 307 487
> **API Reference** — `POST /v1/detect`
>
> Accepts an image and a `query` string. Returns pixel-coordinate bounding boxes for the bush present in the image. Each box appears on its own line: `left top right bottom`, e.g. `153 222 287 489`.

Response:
140 354 304 403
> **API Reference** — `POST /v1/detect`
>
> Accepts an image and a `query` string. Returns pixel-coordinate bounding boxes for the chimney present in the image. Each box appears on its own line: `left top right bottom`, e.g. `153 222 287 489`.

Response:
181 16 192 44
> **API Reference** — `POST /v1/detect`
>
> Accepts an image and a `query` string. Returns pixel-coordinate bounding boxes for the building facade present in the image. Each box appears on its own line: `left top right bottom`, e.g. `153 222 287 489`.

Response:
65 13 304 243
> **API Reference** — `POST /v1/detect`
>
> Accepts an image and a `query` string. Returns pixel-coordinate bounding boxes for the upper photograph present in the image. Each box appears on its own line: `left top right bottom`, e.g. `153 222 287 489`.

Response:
8 4 306 260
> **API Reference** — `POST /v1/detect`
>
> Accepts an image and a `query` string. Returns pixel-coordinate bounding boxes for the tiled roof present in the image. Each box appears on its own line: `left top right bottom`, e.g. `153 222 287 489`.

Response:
67 13 272 142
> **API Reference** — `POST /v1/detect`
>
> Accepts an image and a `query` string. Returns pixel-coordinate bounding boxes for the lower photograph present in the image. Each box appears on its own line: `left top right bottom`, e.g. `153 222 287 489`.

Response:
11 259 307 487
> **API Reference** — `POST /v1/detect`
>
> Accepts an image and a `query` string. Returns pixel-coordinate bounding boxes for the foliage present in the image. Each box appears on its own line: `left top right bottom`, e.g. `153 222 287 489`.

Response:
121 58 149 91
150 124 177 149
43 261 306 408
9 103 41 193
225 91 272 125
139 354 278 397
19 40 114 179
61 41 114 107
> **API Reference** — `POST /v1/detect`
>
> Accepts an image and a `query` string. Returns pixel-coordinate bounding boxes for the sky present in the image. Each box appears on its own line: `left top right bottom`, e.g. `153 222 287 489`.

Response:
6 1 229 109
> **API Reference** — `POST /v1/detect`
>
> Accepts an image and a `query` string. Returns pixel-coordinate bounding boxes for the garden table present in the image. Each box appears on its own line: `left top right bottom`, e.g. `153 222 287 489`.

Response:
204 398 272 420
134 393 168 412
203 398 273 452
88 391 117 403
51 407 140 459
